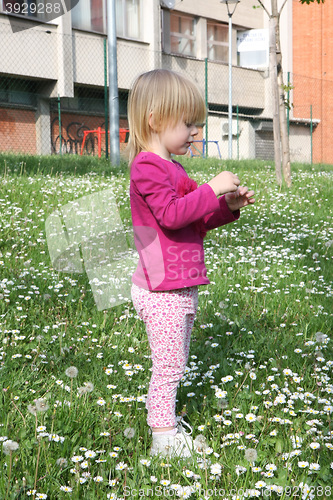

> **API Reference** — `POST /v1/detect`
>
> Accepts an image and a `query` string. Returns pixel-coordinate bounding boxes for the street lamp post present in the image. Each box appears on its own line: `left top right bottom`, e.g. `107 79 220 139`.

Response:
220 0 240 159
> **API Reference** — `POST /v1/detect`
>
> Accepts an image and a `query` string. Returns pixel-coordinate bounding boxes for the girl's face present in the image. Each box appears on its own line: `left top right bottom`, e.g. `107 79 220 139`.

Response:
151 120 199 160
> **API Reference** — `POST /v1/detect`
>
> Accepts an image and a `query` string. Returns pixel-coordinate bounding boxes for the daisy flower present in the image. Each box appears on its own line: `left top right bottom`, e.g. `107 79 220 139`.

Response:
60 486 72 492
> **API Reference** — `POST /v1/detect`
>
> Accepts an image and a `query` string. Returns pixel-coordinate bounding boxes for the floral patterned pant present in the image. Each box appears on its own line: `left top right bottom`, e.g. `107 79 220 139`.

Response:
131 283 198 428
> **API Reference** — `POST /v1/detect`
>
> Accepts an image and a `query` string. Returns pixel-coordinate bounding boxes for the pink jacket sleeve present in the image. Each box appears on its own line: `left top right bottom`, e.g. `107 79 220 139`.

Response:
131 157 221 230
202 195 240 231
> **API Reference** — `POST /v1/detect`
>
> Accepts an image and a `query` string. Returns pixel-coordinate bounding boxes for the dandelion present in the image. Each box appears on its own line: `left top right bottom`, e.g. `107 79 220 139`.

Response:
123 427 135 439
65 366 78 378
34 399 49 413
27 404 37 416
3 440 19 455
84 382 94 392
193 434 208 452
3 441 20 500
56 458 68 468
245 448 258 463
216 397 228 408
315 332 326 343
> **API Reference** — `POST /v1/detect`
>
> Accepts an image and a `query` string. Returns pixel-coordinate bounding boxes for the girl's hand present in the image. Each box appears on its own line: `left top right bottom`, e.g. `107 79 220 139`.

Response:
207 171 240 197
224 186 255 212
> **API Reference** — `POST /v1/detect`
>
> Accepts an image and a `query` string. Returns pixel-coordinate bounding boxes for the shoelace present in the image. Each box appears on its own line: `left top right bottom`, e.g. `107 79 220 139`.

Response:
175 416 193 435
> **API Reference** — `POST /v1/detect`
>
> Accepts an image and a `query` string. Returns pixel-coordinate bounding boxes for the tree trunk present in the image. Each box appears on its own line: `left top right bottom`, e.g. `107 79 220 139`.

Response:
275 10 292 187
269 15 282 186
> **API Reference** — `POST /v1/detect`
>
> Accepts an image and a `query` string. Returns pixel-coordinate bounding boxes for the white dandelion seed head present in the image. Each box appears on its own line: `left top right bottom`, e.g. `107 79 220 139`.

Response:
123 427 135 439
56 457 68 467
193 434 208 452
65 366 78 378
84 381 94 392
34 398 49 413
245 448 258 463
27 404 37 416
216 397 229 409
315 332 327 343
3 439 19 454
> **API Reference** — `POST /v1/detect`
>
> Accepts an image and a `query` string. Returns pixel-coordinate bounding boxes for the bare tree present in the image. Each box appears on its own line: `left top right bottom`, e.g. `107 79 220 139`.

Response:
257 0 324 187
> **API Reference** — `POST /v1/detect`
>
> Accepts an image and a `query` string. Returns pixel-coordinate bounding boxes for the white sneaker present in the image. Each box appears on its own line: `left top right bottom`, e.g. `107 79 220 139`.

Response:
150 418 194 458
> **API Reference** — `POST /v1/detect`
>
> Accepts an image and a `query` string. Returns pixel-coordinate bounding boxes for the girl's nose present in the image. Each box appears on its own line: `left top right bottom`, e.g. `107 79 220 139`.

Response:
191 125 199 136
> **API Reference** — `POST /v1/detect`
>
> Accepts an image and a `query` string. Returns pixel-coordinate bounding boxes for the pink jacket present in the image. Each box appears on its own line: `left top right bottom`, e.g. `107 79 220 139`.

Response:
130 152 239 291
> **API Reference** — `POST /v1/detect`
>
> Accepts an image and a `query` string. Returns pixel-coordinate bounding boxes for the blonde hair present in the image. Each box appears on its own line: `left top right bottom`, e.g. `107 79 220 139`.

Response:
126 69 206 165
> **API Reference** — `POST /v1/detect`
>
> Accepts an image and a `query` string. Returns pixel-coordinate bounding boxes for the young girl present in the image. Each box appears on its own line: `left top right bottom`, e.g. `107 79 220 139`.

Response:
128 69 255 458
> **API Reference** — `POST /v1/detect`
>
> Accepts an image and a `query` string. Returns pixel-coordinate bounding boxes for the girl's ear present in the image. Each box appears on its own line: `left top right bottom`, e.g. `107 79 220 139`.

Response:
148 112 156 131
149 112 161 132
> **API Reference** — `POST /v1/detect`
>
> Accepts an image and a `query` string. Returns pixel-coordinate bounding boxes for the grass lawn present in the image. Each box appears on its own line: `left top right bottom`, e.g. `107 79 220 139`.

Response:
0 153 332 499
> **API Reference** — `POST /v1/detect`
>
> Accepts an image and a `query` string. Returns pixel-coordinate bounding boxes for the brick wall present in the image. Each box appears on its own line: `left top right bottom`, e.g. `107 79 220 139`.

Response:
0 108 36 154
50 112 129 156
293 0 333 164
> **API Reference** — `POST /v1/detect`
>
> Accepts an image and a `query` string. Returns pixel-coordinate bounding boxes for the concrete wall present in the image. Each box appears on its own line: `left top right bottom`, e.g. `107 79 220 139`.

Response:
0 2 271 157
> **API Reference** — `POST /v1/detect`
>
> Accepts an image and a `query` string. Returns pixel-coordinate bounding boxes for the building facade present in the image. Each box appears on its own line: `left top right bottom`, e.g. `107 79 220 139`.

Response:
0 0 323 163
292 0 333 164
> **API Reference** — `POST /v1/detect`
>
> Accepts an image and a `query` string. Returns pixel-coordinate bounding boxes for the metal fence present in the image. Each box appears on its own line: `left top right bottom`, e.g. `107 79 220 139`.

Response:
0 20 329 164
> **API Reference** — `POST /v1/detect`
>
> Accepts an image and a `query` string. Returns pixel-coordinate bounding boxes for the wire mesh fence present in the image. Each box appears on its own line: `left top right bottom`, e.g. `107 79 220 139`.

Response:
0 18 329 164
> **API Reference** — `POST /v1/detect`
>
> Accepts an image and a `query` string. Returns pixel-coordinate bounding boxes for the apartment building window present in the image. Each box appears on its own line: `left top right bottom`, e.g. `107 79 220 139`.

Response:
72 0 106 33
116 0 141 39
207 21 228 62
170 12 196 57
0 78 37 107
